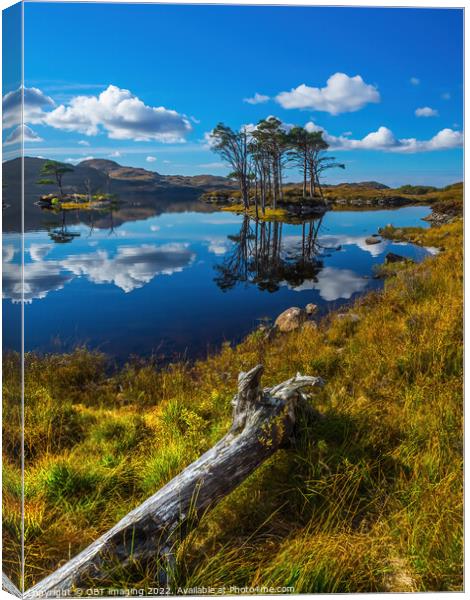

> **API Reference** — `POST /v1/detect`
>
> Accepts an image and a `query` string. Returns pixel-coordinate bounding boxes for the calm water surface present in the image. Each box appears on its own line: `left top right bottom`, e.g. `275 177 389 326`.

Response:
3 203 434 361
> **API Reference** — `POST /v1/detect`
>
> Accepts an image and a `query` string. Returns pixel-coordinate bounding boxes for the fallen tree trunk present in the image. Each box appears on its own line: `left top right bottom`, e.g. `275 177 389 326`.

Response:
2 572 21 597
25 365 323 598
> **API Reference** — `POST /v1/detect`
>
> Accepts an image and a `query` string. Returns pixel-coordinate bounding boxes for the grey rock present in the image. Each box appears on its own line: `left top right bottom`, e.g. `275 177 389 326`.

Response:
275 307 307 332
305 303 318 315
385 252 410 264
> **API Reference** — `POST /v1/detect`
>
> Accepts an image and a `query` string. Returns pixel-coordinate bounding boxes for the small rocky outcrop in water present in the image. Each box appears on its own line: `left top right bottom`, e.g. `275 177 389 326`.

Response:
365 235 382 245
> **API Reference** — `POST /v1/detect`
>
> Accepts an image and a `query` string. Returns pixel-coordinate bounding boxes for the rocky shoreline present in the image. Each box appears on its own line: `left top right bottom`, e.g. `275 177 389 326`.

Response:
327 194 412 208
202 182 462 222
422 211 456 225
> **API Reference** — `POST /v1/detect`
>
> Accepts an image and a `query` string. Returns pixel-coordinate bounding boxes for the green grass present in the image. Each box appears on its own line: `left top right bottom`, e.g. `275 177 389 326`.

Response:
324 181 462 214
2 219 462 593
221 203 292 222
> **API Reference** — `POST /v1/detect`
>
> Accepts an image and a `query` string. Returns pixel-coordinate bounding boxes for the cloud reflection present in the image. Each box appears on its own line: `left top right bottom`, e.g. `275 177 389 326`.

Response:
3 244 16 263
62 243 195 293
3 261 73 303
319 234 387 256
206 238 231 256
30 243 53 262
3 242 195 302
283 266 368 301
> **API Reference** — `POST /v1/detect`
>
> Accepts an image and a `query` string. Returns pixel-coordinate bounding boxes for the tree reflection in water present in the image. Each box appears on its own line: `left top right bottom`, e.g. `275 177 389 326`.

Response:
214 215 324 292
47 204 121 244
48 210 81 244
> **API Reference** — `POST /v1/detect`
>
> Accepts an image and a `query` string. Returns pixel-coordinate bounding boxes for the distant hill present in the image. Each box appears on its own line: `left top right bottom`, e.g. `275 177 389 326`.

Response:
326 181 390 190
77 158 234 191
3 156 235 199
77 159 122 174
2 156 233 232
4 156 109 196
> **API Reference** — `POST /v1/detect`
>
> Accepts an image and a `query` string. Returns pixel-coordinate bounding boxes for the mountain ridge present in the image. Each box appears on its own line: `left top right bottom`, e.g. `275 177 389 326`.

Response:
3 156 236 197
77 158 235 190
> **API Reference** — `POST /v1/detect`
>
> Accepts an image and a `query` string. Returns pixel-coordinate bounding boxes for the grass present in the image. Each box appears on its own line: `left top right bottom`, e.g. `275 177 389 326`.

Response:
204 182 463 217
2 218 462 593
324 181 463 213
39 193 116 212
221 204 292 222
58 201 109 210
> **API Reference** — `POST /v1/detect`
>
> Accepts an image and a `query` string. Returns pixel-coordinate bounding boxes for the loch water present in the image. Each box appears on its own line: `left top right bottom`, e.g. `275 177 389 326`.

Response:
3 202 435 361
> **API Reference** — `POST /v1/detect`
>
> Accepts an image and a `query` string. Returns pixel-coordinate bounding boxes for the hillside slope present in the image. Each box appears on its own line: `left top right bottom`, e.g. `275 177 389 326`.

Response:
2 157 233 231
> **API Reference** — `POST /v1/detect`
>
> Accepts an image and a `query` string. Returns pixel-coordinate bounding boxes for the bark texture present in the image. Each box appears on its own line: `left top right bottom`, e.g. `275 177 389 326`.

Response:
2 572 21 597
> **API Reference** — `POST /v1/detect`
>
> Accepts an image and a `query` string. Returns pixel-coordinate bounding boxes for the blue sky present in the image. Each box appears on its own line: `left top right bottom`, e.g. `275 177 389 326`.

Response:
3 2 464 186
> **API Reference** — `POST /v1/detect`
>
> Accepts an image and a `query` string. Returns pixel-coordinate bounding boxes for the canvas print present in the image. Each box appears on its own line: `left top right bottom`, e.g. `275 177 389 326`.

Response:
2 1 463 596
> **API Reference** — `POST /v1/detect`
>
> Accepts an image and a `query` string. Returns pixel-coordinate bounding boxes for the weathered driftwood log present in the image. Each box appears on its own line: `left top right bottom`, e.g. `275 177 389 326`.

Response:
25 365 323 598
2 572 21 597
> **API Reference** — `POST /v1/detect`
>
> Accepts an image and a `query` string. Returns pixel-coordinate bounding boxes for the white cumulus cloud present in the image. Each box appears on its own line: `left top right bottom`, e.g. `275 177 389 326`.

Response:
4 124 43 145
304 121 463 153
399 128 463 153
354 126 398 150
44 85 192 142
276 73 380 115
243 93 270 105
146 156 157 162
415 106 438 117
2 86 55 129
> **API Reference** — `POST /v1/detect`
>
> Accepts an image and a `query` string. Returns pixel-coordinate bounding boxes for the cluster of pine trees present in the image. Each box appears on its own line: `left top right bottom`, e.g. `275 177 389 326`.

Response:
210 116 345 214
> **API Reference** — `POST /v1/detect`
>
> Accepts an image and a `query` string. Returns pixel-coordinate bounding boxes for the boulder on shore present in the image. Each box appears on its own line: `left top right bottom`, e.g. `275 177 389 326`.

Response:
305 303 318 315
385 252 411 264
423 211 454 225
274 307 307 333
